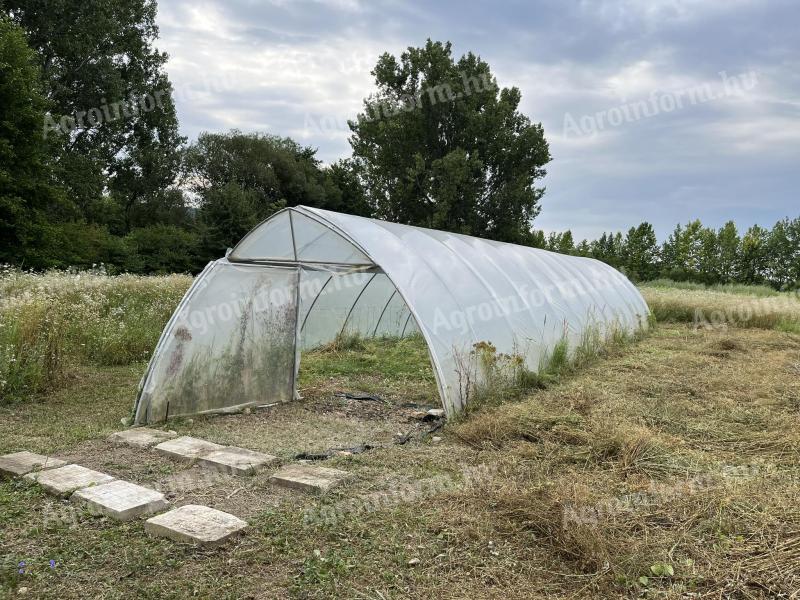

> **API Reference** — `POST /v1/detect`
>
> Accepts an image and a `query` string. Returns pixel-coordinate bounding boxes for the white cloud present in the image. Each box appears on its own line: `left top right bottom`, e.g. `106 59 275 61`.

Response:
154 0 798 237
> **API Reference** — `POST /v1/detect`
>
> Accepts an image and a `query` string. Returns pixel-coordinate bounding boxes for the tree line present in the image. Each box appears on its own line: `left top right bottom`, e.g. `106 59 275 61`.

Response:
1 3 796 290
535 218 800 290
2 0 549 273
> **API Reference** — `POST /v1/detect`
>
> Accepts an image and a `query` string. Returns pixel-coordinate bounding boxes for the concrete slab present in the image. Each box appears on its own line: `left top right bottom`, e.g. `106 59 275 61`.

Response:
196 447 279 476
24 464 115 497
71 480 168 521
269 464 349 494
153 436 224 461
144 504 247 546
108 428 177 448
0 452 67 477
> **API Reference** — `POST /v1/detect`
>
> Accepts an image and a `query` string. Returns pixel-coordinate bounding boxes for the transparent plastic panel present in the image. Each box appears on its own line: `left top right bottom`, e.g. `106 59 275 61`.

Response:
299 206 650 417
134 261 298 424
297 269 332 330
341 273 397 337
374 290 409 337
299 271 373 349
229 211 295 260
403 312 421 336
292 212 372 264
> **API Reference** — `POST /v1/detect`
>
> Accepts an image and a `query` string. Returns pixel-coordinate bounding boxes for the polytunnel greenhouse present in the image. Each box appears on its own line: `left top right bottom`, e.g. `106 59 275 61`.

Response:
132 206 650 425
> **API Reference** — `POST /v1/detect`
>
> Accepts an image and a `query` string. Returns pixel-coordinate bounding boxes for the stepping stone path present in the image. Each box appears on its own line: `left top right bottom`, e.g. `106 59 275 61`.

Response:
269 464 349 494
0 452 66 477
108 428 177 448
197 447 279 475
71 480 168 521
4 426 358 549
145 504 247 546
24 464 115 498
154 436 224 461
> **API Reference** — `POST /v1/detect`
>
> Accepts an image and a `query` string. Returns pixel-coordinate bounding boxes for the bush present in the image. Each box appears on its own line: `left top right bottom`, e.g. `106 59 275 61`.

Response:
23 222 132 271
124 224 203 274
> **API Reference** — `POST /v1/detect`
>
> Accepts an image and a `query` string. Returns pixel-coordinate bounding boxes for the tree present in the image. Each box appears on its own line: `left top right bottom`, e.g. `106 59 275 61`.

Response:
661 220 705 281
738 224 769 285
590 232 623 268
349 40 550 243
697 226 720 284
546 230 575 254
321 159 371 217
5 0 185 231
196 182 267 259
621 223 659 281
717 221 740 283
767 218 800 289
0 17 68 266
184 130 362 259
124 224 201 273
574 239 591 257
528 229 547 249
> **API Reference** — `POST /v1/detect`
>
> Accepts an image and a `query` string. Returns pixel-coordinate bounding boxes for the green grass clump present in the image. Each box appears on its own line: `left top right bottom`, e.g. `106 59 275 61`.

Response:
0 267 191 404
317 330 368 353
462 321 644 412
300 333 435 395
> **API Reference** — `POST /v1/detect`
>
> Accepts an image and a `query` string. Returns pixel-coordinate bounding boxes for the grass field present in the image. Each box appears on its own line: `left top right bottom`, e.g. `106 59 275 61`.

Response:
1 273 799 598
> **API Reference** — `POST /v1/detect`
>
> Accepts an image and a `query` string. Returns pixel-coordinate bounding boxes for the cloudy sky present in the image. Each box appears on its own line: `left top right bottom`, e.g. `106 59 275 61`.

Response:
155 0 799 241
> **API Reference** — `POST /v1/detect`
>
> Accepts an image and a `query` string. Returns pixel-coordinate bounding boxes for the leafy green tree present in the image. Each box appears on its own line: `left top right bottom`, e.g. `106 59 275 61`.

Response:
528 229 547 249
574 239 591 257
590 232 623 268
196 182 267 259
546 230 575 254
26 222 130 269
124 224 201 273
738 224 770 285
661 220 705 281
621 223 659 281
5 0 185 231
697 227 720 283
0 17 69 266
321 159 371 217
349 40 550 243
767 218 800 289
717 221 740 283
185 131 365 259
185 131 328 210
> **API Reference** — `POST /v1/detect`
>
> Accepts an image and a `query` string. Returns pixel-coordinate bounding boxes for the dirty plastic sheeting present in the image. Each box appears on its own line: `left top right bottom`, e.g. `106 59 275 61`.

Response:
134 262 298 424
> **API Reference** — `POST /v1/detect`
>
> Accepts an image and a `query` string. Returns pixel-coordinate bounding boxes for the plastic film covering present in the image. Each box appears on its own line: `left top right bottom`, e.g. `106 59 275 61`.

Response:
229 211 295 261
133 260 298 424
295 206 650 416
135 205 649 422
298 271 414 349
291 212 372 264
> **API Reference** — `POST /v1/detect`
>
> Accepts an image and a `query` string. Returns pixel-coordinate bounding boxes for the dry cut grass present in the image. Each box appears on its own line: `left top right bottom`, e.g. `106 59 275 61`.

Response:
449 324 800 598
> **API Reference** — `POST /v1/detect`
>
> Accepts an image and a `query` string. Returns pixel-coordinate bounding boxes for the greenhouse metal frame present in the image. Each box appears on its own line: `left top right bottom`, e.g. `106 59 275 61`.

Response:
132 206 649 425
